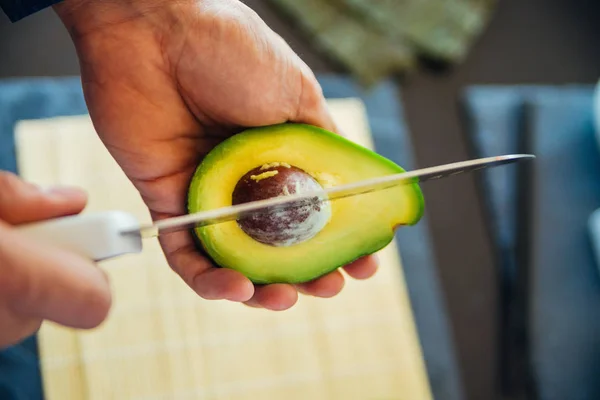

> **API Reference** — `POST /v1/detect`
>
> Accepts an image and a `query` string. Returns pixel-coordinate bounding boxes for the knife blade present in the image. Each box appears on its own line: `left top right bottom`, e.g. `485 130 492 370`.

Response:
15 153 534 262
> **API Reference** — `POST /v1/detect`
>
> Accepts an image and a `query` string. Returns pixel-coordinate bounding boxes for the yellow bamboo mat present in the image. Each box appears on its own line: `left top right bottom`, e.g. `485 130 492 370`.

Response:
14 98 432 400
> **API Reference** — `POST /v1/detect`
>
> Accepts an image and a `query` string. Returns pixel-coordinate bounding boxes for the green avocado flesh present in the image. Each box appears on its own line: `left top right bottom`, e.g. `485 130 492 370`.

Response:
187 123 424 284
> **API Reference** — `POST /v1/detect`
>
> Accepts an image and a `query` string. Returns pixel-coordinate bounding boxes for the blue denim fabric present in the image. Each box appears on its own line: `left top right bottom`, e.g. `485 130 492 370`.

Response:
0 336 43 400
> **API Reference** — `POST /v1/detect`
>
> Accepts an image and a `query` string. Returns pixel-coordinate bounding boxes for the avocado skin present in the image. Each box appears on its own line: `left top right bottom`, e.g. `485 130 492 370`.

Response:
186 123 424 284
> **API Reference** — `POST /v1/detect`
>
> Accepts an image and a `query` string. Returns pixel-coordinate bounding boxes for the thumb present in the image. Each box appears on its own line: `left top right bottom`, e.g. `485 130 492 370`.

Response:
0 171 87 225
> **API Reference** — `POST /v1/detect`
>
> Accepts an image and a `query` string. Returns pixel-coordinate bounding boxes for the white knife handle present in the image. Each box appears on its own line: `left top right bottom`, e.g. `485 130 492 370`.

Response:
14 211 143 262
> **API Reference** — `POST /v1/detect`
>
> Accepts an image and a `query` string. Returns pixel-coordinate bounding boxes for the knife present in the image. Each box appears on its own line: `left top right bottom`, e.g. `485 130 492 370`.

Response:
15 154 534 262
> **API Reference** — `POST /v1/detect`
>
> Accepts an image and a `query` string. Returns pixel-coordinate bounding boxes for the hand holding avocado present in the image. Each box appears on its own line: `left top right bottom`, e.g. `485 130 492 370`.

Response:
49 0 389 311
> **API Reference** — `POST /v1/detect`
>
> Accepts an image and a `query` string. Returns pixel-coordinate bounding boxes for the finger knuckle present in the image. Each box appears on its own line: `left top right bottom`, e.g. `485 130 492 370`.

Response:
301 72 324 107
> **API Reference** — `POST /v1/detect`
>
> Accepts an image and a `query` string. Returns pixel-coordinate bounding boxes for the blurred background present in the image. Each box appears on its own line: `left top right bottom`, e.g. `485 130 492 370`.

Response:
2 0 600 399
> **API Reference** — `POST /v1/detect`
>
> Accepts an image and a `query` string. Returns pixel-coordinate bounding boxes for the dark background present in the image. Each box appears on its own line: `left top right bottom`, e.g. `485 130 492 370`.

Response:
1 1 600 399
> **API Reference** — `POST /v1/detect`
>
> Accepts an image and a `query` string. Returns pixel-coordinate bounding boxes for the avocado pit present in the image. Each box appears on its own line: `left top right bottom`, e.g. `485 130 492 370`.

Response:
232 163 331 247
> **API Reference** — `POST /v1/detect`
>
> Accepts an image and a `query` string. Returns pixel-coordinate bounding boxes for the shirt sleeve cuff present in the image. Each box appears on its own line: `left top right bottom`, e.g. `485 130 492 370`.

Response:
1 0 64 22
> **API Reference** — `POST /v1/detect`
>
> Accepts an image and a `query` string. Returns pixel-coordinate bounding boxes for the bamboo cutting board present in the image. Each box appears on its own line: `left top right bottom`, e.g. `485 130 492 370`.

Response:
14 98 432 400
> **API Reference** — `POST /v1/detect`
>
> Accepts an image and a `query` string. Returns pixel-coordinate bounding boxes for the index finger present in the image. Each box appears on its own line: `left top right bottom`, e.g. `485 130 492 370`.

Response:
290 64 340 134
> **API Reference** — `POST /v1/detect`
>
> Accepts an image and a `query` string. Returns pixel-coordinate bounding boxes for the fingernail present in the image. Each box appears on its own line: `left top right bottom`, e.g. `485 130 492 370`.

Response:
372 253 380 264
39 185 85 198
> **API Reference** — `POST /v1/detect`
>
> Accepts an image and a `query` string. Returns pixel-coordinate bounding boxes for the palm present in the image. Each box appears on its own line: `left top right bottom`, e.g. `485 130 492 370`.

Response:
70 0 377 310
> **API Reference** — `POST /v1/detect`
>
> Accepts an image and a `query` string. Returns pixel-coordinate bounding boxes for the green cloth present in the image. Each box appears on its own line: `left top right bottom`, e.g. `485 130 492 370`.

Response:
267 0 498 85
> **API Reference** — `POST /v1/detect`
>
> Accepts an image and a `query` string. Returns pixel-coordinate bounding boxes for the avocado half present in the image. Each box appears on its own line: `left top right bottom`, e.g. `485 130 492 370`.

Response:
187 123 424 284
